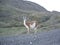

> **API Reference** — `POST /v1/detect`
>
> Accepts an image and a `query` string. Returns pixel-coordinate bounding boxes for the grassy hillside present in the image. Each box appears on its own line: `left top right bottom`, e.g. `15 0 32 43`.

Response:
0 1 60 36
0 0 47 12
0 4 51 28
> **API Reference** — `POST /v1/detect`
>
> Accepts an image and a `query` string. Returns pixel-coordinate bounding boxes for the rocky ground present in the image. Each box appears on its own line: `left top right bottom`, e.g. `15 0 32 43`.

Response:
0 29 60 45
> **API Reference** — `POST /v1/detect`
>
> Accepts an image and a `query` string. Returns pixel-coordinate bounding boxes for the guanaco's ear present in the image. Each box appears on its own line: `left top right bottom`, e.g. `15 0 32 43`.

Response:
23 16 27 19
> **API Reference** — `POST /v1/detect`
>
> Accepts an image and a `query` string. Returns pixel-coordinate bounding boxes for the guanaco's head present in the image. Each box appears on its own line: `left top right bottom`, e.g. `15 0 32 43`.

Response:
23 16 27 21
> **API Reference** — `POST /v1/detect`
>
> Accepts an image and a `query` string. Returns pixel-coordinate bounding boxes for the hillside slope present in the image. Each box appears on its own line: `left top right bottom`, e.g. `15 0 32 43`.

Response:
0 0 47 12
0 0 60 30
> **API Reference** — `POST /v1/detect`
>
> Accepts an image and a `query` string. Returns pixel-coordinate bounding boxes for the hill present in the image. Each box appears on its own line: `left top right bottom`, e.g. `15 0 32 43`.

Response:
0 0 47 12
0 0 60 30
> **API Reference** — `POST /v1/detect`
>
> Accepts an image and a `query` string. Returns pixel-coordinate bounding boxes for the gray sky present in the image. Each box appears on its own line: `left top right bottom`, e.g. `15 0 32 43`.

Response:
27 0 60 12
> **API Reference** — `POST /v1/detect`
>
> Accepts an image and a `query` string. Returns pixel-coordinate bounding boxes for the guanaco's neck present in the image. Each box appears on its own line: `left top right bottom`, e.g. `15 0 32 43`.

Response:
23 19 26 25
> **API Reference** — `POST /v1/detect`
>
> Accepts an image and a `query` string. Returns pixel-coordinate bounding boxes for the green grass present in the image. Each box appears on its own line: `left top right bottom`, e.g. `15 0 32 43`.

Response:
0 24 60 36
0 27 48 36
0 27 27 36
0 27 54 36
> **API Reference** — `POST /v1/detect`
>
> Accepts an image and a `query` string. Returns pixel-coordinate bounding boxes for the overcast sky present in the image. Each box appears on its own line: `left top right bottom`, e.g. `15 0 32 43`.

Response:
27 0 60 12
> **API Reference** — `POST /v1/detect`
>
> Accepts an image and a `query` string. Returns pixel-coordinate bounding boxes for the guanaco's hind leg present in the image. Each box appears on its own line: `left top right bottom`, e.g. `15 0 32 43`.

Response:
34 27 38 34
27 28 30 34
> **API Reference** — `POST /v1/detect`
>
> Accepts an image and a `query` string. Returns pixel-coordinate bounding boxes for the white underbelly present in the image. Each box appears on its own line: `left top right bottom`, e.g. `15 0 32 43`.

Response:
30 23 36 29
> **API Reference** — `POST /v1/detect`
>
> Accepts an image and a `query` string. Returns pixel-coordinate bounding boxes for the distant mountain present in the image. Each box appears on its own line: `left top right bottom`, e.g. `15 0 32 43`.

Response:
0 0 47 12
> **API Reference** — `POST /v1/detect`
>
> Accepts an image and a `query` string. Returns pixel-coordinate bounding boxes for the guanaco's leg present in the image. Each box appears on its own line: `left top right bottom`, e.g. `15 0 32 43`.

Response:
27 27 30 34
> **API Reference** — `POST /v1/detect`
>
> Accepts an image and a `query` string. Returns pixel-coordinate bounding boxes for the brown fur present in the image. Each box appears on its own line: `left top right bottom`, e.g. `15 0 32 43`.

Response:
26 21 38 28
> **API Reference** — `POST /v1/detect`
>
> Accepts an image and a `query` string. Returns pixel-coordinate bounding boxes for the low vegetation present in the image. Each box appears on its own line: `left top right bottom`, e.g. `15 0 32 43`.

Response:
0 4 60 36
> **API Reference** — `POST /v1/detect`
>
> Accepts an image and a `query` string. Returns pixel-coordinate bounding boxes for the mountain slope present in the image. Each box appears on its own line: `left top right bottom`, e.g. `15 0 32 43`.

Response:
1 0 47 12
0 0 60 30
